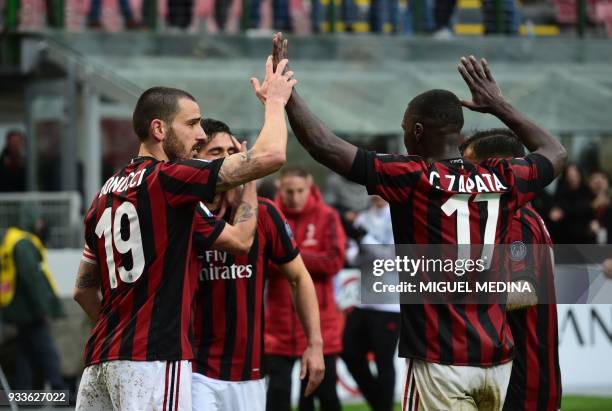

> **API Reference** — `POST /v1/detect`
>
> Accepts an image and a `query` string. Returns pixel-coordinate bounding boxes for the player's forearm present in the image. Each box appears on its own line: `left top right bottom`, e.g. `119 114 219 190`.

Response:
286 90 358 177
230 182 258 250
216 102 287 192
74 260 102 321
291 273 324 348
251 99 288 171
491 101 567 176
74 288 101 322
506 280 538 311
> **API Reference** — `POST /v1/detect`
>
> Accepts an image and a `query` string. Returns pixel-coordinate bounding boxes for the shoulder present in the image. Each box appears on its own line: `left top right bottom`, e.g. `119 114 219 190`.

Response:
355 148 425 169
167 158 223 170
257 196 277 209
258 197 287 224
373 151 426 168
13 237 39 259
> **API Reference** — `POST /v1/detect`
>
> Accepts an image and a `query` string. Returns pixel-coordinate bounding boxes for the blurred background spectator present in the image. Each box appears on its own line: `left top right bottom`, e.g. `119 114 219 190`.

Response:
548 163 597 245
0 205 67 392
324 173 369 266
433 0 456 37
0 130 27 193
343 195 400 411
86 0 141 29
168 0 194 29
482 0 521 34
370 0 400 32
588 170 610 244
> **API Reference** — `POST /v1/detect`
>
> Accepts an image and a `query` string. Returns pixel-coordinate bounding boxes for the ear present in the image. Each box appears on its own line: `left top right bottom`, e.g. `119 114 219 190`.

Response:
413 122 424 142
150 119 166 142
306 175 314 187
274 179 281 189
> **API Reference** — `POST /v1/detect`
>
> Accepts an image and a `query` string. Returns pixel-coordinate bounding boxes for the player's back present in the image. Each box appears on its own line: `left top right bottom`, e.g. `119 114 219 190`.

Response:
393 157 521 365
348 148 555 365
385 156 528 246
82 155 222 366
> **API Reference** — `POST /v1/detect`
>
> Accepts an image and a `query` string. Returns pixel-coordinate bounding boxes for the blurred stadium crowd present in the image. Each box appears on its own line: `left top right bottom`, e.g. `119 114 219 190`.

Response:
1 0 612 36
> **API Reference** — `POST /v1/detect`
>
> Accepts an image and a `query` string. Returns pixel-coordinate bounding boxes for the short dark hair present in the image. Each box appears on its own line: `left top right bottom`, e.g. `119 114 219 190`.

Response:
406 89 464 132
460 129 525 160
280 165 310 179
132 87 196 141
201 118 232 140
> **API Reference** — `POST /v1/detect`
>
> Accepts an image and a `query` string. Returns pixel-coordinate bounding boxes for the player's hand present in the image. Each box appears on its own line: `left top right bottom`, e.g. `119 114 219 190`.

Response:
458 56 505 113
272 32 289 73
251 55 296 106
300 344 325 397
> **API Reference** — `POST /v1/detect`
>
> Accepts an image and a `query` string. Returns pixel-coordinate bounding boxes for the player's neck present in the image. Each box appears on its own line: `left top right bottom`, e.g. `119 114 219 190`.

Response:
138 141 169 162
423 135 462 163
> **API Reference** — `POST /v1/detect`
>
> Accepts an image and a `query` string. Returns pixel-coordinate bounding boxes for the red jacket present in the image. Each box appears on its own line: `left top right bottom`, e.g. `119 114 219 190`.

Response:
264 186 346 356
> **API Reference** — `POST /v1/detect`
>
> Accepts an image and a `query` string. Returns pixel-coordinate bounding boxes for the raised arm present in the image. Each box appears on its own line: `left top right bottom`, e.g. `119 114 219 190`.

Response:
252 33 359 177
215 57 296 192
458 56 567 176
286 91 358 177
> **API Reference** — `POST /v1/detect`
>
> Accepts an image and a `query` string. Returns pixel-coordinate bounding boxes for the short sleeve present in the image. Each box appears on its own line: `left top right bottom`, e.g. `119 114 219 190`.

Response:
505 153 554 207
193 203 226 250
82 244 98 265
159 158 224 207
260 200 299 265
507 208 552 290
346 147 426 203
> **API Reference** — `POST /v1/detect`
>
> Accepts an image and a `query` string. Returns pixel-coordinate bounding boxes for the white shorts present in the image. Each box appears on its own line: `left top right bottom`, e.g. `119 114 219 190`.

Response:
76 360 191 411
192 372 266 411
402 358 512 411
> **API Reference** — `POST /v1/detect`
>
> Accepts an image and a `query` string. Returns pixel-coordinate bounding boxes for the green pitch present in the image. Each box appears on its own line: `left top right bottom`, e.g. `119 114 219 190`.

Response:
333 396 612 411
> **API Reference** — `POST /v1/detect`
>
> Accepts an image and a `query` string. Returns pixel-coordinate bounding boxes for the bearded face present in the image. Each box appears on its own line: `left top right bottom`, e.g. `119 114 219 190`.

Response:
163 126 191 161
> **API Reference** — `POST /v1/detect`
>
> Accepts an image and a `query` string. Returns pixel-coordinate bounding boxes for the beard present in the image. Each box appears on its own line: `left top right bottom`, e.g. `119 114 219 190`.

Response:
163 126 189 161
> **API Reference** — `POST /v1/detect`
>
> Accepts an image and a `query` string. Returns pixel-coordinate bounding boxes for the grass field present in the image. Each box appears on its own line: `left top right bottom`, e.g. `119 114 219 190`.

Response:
333 396 612 411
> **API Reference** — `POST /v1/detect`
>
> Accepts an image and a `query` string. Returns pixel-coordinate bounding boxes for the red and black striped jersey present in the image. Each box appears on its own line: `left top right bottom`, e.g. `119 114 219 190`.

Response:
504 205 561 411
81 155 223 366
348 147 554 366
191 197 299 381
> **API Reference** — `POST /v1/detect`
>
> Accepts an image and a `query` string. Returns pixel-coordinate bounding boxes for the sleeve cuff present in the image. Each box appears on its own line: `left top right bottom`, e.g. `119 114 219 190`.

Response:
203 157 225 203
526 153 554 188
346 147 369 186
199 220 227 250
272 247 300 265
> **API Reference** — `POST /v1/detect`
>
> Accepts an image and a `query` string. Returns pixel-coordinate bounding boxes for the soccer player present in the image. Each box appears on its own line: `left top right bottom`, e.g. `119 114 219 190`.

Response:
73 56 297 411
461 129 561 411
190 119 325 411
253 33 566 410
